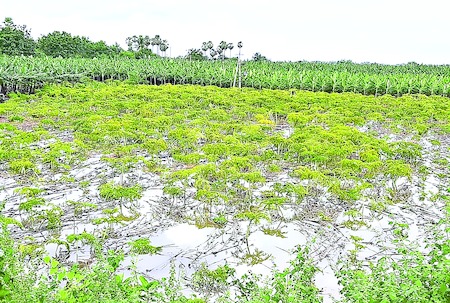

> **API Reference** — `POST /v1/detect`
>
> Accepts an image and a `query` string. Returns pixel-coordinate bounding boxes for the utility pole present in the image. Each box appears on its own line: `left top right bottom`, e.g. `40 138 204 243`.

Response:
233 58 239 88
233 41 243 88
238 56 242 88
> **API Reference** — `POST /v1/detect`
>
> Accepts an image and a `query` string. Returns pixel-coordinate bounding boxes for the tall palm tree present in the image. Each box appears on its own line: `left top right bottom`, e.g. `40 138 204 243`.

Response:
201 42 209 57
150 37 156 53
227 42 234 58
219 41 227 60
216 46 224 60
159 40 169 57
138 35 151 51
237 41 243 60
206 41 213 59
125 35 151 52
125 35 136 51
209 49 217 60
151 35 161 55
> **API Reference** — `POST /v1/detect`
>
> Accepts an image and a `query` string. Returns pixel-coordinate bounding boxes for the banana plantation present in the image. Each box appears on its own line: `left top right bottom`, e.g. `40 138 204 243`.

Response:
2 55 450 97
0 70 449 302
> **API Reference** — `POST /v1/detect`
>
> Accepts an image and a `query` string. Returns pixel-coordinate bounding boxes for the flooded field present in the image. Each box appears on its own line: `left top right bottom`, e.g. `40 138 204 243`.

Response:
1 82 449 302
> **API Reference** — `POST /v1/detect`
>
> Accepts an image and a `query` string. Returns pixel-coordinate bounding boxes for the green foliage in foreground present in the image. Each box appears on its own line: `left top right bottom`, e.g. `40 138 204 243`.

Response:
338 205 450 303
1 205 450 302
0 209 317 303
2 55 450 97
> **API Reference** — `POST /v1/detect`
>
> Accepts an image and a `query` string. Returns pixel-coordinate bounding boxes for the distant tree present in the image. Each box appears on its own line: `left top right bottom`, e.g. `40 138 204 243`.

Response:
88 40 120 57
186 48 206 61
218 41 228 60
201 42 209 56
151 35 162 55
252 52 268 61
216 46 224 60
204 41 214 59
0 17 36 56
37 31 83 57
227 42 234 58
125 35 151 52
237 41 243 58
209 49 218 60
38 31 117 58
125 35 157 59
159 40 169 57
110 43 123 55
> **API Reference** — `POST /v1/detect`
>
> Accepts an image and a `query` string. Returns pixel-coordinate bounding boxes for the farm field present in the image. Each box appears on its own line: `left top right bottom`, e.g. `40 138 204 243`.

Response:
2 56 450 97
0 81 449 302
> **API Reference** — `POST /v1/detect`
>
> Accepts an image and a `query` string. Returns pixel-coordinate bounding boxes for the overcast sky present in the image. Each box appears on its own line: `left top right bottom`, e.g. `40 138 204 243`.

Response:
2 0 449 64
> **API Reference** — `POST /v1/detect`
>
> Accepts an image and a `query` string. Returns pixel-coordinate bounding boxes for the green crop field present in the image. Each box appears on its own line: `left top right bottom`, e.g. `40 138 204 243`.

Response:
2 55 450 97
1 81 449 302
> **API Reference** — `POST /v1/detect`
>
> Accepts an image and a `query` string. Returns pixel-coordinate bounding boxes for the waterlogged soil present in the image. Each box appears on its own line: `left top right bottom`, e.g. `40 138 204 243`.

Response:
1 138 447 301
0 83 449 302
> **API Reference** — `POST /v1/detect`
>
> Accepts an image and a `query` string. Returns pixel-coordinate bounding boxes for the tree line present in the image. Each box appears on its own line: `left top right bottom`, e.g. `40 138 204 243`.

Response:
0 18 168 59
0 17 262 61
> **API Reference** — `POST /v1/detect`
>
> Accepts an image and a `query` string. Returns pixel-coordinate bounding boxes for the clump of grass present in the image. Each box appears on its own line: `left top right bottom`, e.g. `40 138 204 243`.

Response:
8 115 24 122
129 238 162 255
98 182 142 202
18 197 45 212
8 159 39 175
14 187 43 198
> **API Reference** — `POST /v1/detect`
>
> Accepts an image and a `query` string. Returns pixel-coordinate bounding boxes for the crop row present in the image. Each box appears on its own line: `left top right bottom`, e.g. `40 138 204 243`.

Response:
2 56 450 97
